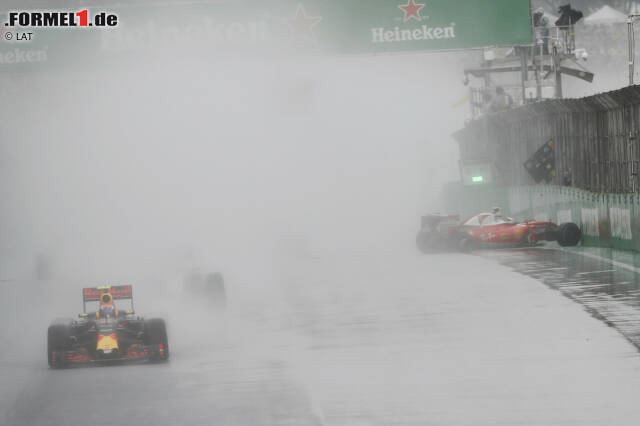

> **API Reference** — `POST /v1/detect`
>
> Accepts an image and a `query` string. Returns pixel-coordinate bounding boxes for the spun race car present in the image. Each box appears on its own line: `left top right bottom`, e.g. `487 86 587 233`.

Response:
47 285 169 368
416 208 582 253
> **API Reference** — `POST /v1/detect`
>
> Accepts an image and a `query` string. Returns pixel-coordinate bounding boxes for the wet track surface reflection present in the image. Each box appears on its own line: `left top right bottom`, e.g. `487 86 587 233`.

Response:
478 246 640 350
5 250 640 425
1 333 323 426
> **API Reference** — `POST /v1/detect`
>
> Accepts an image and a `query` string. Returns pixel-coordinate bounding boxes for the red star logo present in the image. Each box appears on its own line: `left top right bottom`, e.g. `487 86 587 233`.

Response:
398 0 425 22
288 4 322 38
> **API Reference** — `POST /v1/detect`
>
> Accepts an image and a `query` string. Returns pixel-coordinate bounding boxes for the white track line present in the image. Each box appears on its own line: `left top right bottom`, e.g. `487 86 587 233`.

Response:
576 270 617 275
539 246 640 275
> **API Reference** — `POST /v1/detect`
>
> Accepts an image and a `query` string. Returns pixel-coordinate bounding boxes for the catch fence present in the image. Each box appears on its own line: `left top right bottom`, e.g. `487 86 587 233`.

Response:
454 85 640 194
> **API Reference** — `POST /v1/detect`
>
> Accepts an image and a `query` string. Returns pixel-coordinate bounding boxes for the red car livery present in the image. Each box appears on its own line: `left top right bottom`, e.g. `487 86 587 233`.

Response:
416 211 582 253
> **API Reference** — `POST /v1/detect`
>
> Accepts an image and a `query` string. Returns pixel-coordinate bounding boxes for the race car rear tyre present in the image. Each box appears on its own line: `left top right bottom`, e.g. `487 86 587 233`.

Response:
557 222 582 247
457 234 474 252
206 273 226 308
47 323 71 368
416 230 437 254
145 318 169 362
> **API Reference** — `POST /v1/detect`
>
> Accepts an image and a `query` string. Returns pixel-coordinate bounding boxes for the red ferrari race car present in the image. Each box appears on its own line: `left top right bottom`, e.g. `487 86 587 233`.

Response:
416 208 582 253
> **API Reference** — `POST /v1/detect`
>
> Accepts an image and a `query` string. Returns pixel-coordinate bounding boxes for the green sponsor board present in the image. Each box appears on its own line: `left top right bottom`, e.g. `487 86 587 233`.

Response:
317 0 533 53
0 0 532 72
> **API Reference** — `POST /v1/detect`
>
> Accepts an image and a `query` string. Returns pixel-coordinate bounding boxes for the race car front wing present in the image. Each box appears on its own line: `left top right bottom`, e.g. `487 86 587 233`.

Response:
51 343 166 365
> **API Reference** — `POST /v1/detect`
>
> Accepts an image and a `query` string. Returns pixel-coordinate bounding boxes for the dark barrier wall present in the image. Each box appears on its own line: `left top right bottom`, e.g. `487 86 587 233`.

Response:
454 85 640 194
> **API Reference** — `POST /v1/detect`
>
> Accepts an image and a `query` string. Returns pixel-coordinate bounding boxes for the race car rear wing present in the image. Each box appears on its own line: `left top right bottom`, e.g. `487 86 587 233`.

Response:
82 285 134 313
421 214 460 230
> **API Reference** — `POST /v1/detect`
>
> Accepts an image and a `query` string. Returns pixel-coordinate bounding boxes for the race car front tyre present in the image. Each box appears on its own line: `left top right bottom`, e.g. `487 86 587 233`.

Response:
557 222 582 247
47 323 71 368
145 318 169 362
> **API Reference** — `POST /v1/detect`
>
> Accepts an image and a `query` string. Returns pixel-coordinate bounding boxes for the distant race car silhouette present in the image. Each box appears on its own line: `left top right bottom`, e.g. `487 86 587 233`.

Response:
183 271 226 308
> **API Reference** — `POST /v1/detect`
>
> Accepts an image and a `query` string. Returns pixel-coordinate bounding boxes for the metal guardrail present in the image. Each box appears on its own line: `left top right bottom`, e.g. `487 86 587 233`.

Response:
454 85 640 194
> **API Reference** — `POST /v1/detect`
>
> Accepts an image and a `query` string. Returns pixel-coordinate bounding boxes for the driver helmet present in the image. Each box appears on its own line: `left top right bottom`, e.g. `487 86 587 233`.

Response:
98 293 117 318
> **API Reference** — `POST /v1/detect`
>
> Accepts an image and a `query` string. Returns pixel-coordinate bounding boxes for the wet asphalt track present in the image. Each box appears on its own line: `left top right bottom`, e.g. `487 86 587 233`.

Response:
478 246 640 351
3 247 640 425
0 280 324 426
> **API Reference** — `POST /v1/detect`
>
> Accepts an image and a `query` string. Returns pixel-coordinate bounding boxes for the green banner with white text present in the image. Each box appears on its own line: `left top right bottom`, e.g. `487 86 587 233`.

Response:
0 0 532 72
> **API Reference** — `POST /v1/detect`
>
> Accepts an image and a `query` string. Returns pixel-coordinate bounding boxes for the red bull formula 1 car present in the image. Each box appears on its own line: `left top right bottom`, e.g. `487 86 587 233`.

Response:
47 285 169 368
416 208 582 253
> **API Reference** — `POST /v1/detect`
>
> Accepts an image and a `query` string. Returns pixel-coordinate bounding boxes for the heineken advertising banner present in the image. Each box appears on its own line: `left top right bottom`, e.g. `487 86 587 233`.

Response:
0 0 532 72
